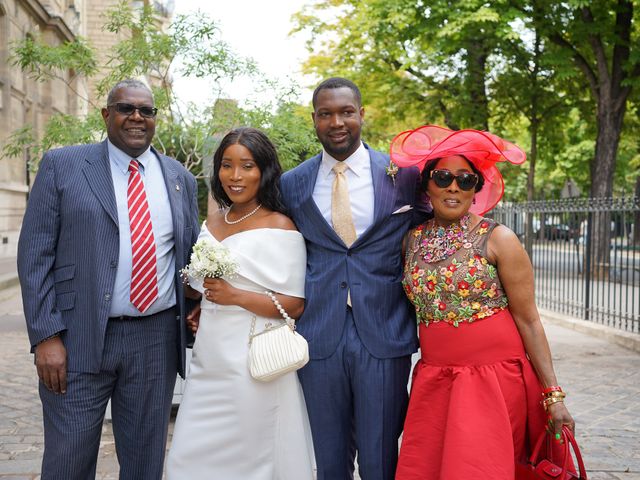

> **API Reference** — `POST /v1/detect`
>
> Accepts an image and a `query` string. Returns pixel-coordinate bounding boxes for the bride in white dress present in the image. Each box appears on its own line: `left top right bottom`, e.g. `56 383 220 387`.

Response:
166 128 315 479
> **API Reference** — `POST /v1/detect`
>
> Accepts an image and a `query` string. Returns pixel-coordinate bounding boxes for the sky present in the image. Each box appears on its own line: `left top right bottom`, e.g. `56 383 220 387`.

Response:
171 0 316 108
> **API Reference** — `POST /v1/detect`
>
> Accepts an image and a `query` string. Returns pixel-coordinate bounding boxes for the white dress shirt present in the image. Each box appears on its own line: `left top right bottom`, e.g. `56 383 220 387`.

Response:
313 142 374 238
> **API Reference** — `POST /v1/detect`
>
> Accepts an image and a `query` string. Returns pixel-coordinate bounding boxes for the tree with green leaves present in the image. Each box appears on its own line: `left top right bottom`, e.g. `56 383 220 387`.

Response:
292 0 565 206
527 0 640 263
292 0 531 133
4 1 319 217
293 0 639 204
528 0 640 199
5 2 254 171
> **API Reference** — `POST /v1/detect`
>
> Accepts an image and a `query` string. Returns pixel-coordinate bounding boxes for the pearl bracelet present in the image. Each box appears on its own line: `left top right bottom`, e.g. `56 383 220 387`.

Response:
265 290 292 322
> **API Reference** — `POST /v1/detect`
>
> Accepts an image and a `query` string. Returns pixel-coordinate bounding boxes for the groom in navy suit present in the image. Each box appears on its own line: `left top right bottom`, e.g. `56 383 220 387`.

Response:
281 78 424 479
17 79 200 479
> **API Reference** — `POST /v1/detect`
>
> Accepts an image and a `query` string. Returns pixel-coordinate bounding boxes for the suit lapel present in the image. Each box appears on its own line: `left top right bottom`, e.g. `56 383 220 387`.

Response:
295 155 344 245
156 149 185 261
82 141 118 226
353 148 397 246
370 150 397 224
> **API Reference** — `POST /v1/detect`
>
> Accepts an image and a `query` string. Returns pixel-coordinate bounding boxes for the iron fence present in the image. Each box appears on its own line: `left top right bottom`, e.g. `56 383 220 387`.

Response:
491 197 640 334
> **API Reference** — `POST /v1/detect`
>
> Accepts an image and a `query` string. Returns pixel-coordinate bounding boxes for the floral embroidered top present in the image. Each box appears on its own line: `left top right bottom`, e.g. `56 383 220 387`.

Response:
403 217 509 327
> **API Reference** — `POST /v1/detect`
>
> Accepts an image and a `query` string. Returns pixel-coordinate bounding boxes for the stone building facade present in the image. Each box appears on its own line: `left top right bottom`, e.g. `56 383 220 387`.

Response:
0 0 171 255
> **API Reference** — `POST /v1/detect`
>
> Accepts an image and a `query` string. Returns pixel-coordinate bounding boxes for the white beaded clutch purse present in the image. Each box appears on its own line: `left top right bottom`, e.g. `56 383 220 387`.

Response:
248 291 309 382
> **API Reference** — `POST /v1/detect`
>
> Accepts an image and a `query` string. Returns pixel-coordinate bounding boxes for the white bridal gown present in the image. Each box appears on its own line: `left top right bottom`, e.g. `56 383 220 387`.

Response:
166 224 315 480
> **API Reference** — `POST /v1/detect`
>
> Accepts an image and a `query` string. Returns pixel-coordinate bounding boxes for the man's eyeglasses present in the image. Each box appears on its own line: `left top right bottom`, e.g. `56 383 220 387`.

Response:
108 103 158 118
430 169 479 191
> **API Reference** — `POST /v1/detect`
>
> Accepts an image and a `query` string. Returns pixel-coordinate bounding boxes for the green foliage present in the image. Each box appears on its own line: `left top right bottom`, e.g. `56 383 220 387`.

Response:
1 112 105 171
3 0 318 210
292 0 640 199
10 35 97 83
1 126 35 166
258 103 318 172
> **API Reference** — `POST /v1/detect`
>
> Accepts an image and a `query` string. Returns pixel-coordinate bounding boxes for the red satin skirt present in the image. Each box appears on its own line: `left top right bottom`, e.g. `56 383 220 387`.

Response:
396 309 548 480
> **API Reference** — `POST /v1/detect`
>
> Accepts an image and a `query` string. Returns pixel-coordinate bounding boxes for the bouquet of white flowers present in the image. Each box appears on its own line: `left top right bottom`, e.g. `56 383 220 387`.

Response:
181 238 238 282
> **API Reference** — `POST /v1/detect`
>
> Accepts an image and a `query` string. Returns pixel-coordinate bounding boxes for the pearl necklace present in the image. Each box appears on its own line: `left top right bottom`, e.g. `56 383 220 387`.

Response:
224 204 262 225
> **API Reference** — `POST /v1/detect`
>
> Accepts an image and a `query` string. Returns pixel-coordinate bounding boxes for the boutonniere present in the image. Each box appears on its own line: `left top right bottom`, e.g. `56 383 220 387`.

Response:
385 160 399 186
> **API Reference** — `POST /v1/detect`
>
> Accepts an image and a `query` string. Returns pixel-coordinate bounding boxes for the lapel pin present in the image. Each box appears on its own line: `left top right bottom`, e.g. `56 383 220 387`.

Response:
175 184 181 191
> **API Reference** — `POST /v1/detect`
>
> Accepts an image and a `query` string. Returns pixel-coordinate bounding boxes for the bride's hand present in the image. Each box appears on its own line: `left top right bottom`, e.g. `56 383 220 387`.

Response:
203 277 238 305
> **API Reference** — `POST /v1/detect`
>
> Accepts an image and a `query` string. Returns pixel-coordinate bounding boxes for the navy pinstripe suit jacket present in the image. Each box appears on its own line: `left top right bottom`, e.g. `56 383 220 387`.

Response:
17 140 200 377
281 146 421 360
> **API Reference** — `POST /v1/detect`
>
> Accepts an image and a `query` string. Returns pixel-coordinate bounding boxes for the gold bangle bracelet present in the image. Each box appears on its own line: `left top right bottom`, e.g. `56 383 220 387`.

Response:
544 392 566 399
543 397 565 410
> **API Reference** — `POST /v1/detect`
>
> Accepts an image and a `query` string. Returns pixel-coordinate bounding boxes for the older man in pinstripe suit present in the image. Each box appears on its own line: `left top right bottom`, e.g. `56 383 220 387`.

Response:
17 79 200 479
280 78 427 480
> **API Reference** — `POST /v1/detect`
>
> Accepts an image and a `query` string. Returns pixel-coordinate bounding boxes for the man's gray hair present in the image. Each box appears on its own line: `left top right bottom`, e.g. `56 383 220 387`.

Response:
106 79 154 105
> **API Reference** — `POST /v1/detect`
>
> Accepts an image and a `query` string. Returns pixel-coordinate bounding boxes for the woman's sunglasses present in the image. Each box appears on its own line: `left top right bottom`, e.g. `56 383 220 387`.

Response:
108 102 158 118
430 169 479 191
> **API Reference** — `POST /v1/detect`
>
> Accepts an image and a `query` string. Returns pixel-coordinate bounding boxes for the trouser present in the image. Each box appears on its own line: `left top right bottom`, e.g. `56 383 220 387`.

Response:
39 308 178 480
298 308 411 480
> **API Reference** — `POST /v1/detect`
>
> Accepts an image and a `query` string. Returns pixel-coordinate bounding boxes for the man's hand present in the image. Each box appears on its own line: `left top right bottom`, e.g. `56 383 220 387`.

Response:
35 336 67 394
186 304 201 334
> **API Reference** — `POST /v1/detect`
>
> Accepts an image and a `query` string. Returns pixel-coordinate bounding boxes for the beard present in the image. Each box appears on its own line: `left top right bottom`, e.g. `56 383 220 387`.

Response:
319 134 359 160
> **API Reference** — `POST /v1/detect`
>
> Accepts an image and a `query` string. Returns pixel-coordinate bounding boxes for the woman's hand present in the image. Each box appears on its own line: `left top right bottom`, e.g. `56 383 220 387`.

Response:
547 402 575 440
203 277 238 305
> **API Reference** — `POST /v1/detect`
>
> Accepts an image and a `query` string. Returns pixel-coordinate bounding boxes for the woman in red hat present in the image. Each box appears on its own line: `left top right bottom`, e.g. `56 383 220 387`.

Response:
391 126 575 479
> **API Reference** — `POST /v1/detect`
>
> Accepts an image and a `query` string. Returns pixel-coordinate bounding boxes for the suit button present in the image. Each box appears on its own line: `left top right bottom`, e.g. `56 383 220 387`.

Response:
340 282 347 289
110 260 117 268
104 293 111 301
347 250 352 256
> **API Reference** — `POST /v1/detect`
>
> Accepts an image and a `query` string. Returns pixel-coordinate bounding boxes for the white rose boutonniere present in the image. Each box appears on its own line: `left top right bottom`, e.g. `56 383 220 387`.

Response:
181 238 238 282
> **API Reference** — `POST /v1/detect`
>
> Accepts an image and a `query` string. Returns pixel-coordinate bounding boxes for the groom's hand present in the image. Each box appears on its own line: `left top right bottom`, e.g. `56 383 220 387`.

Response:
35 336 67 394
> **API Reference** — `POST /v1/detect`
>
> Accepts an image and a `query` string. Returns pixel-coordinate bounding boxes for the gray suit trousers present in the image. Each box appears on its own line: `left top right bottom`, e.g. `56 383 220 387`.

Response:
39 308 178 480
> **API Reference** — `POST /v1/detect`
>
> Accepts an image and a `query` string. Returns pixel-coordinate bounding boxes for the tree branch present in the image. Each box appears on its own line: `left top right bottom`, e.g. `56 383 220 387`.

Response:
548 32 600 100
438 99 460 131
540 98 566 117
581 7 611 90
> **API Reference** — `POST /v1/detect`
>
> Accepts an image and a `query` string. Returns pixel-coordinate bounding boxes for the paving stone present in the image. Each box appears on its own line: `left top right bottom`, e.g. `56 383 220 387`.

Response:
1 284 639 479
0 475 39 480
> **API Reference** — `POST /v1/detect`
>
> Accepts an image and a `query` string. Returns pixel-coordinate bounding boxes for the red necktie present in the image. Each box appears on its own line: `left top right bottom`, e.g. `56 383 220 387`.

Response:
127 160 158 313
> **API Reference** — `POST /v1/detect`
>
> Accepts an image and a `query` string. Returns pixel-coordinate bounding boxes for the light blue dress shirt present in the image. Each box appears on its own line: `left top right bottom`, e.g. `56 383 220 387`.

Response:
107 140 176 317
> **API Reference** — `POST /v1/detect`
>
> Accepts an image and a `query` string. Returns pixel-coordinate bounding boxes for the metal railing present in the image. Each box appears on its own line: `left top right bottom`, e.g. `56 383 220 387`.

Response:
491 197 640 333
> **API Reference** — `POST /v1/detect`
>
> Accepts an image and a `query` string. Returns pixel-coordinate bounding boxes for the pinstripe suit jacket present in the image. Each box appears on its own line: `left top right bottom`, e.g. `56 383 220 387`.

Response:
281 146 421 359
17 140 200 376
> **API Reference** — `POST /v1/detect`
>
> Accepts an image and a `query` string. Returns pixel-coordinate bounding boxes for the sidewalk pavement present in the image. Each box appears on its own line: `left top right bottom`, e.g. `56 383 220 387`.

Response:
0 257 18 292
1 279 639 479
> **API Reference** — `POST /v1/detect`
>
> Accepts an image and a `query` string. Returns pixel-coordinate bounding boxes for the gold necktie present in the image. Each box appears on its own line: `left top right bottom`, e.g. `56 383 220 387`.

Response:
331 162 357 246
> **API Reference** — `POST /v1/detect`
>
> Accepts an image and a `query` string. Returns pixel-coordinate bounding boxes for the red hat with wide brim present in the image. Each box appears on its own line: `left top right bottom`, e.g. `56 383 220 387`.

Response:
390 125 526 215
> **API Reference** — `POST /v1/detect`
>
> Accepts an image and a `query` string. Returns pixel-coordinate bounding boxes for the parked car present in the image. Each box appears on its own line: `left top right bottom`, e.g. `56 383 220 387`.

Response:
533 218 578 241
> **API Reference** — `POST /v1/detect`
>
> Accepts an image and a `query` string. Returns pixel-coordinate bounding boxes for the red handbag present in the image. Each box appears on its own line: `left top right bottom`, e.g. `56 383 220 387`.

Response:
516 426 587 479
